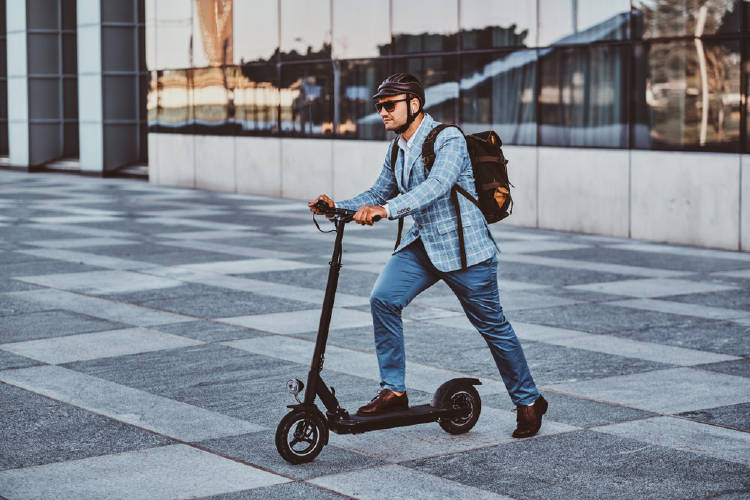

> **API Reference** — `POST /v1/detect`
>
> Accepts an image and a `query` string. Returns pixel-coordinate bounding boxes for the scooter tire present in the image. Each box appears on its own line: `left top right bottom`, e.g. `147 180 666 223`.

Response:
275 409 328 464
435 381 481 435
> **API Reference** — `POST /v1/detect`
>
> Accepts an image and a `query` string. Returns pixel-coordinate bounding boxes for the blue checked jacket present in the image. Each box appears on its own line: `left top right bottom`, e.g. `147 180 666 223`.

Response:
337 113 498 272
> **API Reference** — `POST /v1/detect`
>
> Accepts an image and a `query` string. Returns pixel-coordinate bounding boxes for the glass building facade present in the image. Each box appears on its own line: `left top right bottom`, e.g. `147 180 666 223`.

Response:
145 0 748 153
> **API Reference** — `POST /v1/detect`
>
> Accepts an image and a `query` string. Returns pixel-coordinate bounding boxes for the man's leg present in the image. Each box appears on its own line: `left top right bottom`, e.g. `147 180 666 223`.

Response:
369 240 438 392
441 255 540 406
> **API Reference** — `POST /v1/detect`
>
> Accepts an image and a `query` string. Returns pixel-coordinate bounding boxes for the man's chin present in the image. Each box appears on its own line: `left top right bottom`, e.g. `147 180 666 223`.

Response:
383 121 400 132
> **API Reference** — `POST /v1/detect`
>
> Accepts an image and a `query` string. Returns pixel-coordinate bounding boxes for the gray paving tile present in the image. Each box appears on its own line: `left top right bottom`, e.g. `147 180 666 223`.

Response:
15 270 183 295
196 482 349 500
611 298 750 322
568 278 739 298
548 367 750 414
219 308 373 335
0 259 106 277
154 320 270 343
495 260 635 286
13 247 159 271
403 430 750 500
484 390 656 428
0 350 43 370
196 431 386 480
679 402 750 432
501 253 691 278
136 290 316 318
0 444 289 500
245 267 378 297
0 309 126 343
0 294 54 316
1 327 203 364
594 416 750 466
661 289 750 311
694 358 750 378
0 365 263 441
0 383 173 471
310 464 513 499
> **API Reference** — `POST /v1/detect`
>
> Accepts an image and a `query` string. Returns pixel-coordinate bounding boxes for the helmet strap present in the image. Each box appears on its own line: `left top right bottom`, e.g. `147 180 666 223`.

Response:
394 94 423 135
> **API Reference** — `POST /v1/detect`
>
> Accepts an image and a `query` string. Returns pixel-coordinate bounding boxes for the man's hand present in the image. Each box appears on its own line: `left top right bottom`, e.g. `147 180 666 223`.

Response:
354 205 386 226
308 194 334 215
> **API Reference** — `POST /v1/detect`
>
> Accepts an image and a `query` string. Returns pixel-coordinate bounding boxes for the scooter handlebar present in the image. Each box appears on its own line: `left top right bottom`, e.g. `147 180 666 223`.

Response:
313 200 381 222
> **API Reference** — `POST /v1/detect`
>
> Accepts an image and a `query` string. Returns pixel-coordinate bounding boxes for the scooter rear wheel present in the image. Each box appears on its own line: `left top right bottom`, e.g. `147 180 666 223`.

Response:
275 409 328 464
435 382 481 435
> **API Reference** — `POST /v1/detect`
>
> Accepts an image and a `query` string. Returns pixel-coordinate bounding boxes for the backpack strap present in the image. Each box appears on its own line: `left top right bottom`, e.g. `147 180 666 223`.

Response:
389 137 404 251
422 124 460 173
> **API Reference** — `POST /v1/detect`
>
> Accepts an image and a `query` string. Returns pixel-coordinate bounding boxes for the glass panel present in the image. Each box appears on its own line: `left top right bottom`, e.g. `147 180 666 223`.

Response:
147 71 159 125
461 50 537 145
61 0 76 30
460 0 535 49
63 76 77 119
632 0 741 39
332 0 390 58
235 63 279 132
539 0 629 46
193 0 233 68
62 33 76 75
153 69 192 129
193 66 232 128
391 0 458 54
234 0 278 64
280 62 334 136
154 0 193 69
539 44 629 148
632 40 740 151
391 55 459 124
338 59 389 139
280 0 331 61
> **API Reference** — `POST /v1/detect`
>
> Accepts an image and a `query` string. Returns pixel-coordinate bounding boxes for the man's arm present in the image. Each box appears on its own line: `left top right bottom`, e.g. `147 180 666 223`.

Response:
384 128 465 219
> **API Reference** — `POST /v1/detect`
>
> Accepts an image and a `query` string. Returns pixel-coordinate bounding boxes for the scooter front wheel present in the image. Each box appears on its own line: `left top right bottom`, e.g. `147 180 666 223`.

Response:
275 409 328 464
435 381 481 435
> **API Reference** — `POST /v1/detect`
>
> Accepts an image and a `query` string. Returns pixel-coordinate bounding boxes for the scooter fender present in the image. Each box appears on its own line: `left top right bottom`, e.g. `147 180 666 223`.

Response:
431 378 482 408
285 404 330 445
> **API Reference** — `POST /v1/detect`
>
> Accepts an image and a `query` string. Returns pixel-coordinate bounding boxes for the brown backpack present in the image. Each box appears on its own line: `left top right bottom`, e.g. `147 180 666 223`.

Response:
390 124 513 269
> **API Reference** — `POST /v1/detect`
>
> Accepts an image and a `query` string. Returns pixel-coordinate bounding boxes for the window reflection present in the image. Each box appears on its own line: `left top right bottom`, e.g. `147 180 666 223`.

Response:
280 63 333 135
332 0 389 59
193 0 233 68
234 0 278 64
461 50 537 145
280 0 331 61
391 0 458 54
539 0 629 46
460 0 536 49
193 66 236 129
392 56 459 124
539 45 629 148
235 63 279 132
632 0 740 39
151 69 192 129
338 59 389 140
633 40 740 151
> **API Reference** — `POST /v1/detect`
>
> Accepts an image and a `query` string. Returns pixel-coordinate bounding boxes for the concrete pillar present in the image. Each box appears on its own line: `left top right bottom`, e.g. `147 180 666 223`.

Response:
78 0 146 174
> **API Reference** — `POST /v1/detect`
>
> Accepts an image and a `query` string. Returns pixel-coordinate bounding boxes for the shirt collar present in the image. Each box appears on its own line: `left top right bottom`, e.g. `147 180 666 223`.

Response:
397 115 428 152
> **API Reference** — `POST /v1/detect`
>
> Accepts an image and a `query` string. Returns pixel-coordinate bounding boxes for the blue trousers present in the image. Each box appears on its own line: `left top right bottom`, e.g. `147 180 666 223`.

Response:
369 239 540 406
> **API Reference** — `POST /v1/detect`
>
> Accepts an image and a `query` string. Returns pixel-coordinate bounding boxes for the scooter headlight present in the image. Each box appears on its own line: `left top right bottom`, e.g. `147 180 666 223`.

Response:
286 378 304 396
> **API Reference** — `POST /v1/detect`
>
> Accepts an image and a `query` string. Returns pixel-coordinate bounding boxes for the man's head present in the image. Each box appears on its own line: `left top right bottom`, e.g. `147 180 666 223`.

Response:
372 73 425 134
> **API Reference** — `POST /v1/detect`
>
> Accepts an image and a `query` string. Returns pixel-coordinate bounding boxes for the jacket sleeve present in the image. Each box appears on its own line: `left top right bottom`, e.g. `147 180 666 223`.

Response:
336 143 399 211
384 128 465 220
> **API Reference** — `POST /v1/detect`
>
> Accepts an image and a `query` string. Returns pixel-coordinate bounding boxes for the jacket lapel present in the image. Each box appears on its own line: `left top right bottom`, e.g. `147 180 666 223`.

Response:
403 114 434 190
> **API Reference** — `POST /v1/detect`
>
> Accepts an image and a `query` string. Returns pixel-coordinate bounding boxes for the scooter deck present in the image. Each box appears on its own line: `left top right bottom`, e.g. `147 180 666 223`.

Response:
328 404 458 434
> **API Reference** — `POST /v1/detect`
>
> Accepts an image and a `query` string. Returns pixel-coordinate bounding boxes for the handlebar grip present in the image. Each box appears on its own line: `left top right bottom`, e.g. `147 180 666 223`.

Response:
372 215 382 222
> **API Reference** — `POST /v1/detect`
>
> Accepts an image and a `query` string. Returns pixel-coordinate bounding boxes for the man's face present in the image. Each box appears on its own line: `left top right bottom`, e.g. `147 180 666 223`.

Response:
376 94 417 132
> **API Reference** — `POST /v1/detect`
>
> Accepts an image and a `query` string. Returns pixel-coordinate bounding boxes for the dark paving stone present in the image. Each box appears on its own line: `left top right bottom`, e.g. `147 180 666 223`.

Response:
215 234 374 261
1 250 55 265
509 302 697 335
64 343 431 429
678 402 750 432
196 431 385 480
134 290 314 319
530 247 750 273
0 295 54 316
0 260 106 278
0 384 173 471
85 244 242 266
693 358 750 378
0 310 125 343
197 482 348 500
0 350 44 370
403 430 750 500
106 283 240 304
245 267 378 297
662 289 750 312
612 318 750 356
0 279 44 293
497 261 634 286
484 391 657 428
0 227 91 243
155 320 270 343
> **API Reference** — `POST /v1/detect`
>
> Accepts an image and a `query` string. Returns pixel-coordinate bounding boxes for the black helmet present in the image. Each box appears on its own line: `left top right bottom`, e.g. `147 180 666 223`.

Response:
372 73 425 107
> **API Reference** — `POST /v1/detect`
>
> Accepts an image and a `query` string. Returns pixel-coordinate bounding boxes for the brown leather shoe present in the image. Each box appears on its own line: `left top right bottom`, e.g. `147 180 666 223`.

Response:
512 395 548 438
356 389 409 416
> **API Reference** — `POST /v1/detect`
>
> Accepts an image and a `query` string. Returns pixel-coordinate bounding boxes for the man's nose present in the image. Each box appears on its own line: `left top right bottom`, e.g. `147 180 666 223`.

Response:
378 106 389 118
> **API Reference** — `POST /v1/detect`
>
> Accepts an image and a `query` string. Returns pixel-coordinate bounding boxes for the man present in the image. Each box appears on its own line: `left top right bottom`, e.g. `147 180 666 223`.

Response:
309 73 547 438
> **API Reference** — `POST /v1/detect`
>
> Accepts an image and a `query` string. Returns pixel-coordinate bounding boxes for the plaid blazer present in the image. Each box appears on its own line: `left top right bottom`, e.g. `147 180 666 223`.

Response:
337 113 498 272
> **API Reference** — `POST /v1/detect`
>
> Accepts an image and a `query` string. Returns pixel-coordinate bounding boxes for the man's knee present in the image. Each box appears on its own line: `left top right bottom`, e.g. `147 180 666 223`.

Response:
370 290 403 313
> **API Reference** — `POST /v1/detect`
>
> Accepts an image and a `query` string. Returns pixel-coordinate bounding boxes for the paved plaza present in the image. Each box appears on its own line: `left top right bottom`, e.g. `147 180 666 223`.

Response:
0 169 749 499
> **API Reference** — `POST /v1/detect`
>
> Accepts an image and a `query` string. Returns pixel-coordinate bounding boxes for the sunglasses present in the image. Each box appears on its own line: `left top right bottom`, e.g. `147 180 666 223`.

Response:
375 98 408 113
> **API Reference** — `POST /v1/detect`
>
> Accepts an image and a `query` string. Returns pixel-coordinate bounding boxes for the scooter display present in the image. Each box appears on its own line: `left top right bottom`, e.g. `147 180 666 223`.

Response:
275 200 482 464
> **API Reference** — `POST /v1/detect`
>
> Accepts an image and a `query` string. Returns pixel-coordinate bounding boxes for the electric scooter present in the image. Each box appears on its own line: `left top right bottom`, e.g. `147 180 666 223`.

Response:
275 200 482 464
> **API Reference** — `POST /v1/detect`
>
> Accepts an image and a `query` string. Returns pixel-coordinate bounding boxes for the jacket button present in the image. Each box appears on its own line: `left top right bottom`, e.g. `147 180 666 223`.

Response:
418 225 423 229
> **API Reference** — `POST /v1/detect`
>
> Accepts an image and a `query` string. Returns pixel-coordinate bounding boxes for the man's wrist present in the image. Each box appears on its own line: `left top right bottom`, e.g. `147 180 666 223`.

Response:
382 203 391 219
